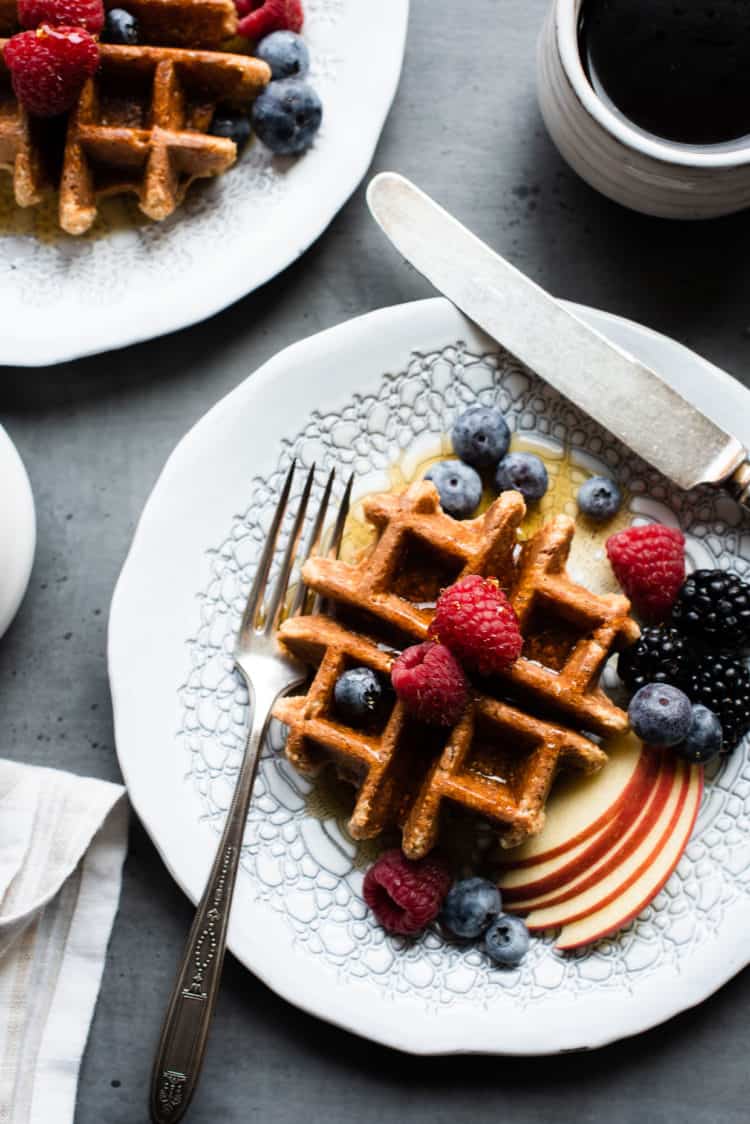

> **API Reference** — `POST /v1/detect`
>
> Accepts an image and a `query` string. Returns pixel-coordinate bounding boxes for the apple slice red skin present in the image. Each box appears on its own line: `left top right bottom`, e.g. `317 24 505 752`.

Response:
501 749 662 903
524 762 689 932
555 765 704 951
508 754 676 914
497 740 650 871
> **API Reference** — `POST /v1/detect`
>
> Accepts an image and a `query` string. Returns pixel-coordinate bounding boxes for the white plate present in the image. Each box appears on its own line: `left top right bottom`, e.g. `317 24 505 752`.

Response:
0 1 409 367
109 297 750 1055
0 427 35 639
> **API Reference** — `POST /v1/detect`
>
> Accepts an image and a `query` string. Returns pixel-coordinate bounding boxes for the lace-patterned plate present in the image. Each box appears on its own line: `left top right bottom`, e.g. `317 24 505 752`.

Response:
109 298 750 1055
0 0 408 366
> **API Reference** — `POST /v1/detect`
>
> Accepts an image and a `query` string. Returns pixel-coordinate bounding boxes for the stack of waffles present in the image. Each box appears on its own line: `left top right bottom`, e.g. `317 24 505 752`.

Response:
274 481 640 857
0 0 270 233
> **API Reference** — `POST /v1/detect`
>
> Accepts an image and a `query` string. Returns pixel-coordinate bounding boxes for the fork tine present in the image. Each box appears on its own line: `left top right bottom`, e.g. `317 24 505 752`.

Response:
313 471 354 616
288 466 336 619
239 459 296 640
326 471 354 559
265 463 316 633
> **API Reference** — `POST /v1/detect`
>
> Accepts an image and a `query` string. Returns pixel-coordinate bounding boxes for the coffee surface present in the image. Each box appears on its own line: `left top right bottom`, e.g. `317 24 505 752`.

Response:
580 0 750 145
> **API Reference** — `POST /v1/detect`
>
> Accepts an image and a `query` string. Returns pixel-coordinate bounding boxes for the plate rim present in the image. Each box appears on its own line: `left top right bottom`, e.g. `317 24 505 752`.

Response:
109 296 750 1055
0 425 36 639
3 0 410 367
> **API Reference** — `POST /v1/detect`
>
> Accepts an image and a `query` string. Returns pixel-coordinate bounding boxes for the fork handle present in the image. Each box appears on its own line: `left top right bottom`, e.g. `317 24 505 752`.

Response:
150 681 271 1124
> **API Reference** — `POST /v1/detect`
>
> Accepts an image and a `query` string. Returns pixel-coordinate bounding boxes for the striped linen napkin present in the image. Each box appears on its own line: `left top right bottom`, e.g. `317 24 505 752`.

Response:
0 760 128 1124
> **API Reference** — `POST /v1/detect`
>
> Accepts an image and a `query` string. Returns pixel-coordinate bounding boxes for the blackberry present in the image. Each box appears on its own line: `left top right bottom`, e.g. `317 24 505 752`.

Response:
617 626 692 692
688 653 750 754
672 569 750 648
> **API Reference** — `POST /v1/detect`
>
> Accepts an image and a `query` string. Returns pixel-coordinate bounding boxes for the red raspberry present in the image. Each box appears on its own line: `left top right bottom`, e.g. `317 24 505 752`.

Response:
606 524 685 623
236 0 304 40
391 642 468 726
363 849 452 935
429 574 523 676
18 0 104 34
4 26 99 117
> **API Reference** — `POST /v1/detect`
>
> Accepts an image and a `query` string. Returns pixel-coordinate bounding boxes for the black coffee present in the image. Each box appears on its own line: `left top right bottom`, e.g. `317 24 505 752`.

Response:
579 0 750 146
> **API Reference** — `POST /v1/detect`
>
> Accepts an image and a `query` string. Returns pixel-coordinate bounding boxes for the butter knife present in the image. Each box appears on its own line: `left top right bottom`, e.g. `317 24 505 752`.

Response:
366 172 750 511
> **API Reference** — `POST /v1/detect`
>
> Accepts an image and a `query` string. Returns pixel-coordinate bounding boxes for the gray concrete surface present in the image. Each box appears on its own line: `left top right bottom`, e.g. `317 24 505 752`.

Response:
3 1 750 1120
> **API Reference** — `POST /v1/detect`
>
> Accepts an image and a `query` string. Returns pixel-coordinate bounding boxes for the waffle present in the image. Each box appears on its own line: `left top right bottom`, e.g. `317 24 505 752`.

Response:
0 0 271 233
302 482 639 737
273 481 639 856
274 615 606 857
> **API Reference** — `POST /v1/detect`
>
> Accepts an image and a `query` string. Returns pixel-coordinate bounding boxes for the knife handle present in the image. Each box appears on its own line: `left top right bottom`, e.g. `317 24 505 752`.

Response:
728 462 750 511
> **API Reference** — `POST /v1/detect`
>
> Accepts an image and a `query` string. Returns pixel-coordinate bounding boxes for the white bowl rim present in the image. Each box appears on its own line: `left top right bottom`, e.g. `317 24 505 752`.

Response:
555 0 750 170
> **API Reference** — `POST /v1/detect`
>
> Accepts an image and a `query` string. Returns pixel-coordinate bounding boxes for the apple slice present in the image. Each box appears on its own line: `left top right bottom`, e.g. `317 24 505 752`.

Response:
556 763 703 950
524 760 689 931
498 733 647 870
500 748 663 904
506 754 675 912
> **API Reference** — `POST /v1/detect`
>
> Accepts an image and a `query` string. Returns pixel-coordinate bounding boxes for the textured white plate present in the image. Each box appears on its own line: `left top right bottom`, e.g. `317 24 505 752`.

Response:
110 297 750 1055
0 426 35 639
0 0 409 367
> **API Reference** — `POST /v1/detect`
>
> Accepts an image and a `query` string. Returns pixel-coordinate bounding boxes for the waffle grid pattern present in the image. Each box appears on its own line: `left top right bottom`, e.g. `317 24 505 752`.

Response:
274 482 638 856
0 0 270 233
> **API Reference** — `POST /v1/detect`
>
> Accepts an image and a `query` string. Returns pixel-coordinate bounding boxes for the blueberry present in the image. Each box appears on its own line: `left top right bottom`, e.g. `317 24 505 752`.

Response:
256 31 310 80
495 452 549 502
103 8 139 44
441 878 502 939
251 79 322 156
628 683 692 748
334 668 385 727
577 476 622 522
484 914 530 968
425 460 482 519
209 113 252 153
675 704 723 764
452 405 511 470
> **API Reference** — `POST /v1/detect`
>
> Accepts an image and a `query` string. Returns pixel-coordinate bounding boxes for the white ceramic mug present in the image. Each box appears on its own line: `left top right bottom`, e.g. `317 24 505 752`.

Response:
537 0 750 219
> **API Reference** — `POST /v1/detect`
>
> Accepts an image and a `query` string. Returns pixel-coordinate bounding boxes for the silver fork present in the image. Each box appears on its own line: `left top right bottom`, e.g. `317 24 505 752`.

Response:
150 461 352 1124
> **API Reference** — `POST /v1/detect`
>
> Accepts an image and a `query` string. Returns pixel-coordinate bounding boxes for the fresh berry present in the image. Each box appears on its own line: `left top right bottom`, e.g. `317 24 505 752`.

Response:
672 568 750 649
688 652 750 754
577 475 622 522
441 877 502 939
675 705 723 765
362 849 452 936
256 29 309 79
391 642 468 726
251 78 322 155
18 0 104 33
628 683 692 748
606 523 685 622
425 460 482 520
209 111 252 152
617 626 692 693
495 451 549 503
236 0 304 41
429 575 523 676
484 913 530 968
452 405 511 470
333 667 387 727
4 26 99 118
102 7 139 43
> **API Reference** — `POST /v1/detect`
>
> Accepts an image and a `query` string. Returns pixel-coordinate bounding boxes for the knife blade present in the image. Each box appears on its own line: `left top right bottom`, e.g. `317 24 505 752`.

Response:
367 172 750 510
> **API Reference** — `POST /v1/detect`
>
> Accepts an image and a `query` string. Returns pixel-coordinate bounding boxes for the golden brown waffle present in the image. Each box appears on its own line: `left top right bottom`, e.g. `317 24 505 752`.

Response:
274 615 606 857
0 0 238 45
0 0 271 233
303 482 639 737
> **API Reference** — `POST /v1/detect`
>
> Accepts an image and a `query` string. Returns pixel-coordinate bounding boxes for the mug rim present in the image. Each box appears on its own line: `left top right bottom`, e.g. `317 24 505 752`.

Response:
556 0 750 170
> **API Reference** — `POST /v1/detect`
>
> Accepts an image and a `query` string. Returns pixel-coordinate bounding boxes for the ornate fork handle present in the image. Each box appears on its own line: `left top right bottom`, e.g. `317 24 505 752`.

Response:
150 677 274 1124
